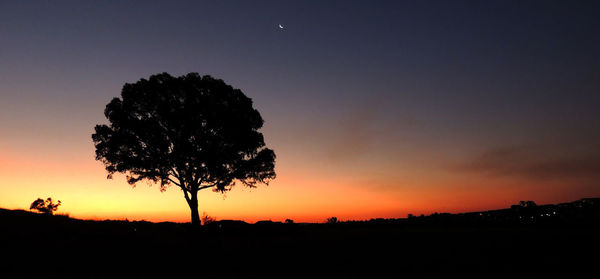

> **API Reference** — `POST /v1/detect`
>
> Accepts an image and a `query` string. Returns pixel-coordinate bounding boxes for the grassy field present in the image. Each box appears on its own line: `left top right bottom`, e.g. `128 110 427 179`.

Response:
1 208 598 277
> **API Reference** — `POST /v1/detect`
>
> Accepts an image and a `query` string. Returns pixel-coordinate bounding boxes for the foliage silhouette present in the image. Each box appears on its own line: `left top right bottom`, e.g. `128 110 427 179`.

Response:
92 73 276 226
519 200 537 207
29 197 61 215
201 212 216 225
326 217 338 224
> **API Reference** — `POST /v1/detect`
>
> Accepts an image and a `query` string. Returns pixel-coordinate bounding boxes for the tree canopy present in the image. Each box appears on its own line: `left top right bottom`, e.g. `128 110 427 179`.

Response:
30 198 61 215
92 73 276 225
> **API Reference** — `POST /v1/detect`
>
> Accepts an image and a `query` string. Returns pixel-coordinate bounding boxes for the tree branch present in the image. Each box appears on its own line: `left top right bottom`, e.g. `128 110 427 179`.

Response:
182 188 191 203
198 182 218 190
167 177 181 187
170 168 186 188
193 171 203 188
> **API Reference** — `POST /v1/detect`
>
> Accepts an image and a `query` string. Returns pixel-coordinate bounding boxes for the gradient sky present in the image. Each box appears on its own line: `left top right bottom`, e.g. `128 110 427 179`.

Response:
1 1 599 223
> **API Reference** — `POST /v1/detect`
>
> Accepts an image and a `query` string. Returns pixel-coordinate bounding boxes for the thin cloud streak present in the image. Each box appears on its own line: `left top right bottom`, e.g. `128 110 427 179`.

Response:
455 145 600 181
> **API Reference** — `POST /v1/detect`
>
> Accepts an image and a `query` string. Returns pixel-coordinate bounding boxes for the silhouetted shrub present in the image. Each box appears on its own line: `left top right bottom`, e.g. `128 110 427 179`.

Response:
326 217 338 224
285 219 294 224
519 201 537 207
29 198 61 215
201 212 217 225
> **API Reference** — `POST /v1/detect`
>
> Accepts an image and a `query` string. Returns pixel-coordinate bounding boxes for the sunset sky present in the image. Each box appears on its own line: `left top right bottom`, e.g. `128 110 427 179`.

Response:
1 1 599 223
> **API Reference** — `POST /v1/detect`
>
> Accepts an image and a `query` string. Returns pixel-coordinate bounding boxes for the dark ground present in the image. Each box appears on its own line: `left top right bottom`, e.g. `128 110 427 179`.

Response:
1 208 598 278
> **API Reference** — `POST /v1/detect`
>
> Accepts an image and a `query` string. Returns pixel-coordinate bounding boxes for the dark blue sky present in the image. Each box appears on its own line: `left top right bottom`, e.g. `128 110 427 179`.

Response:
1 1 600 220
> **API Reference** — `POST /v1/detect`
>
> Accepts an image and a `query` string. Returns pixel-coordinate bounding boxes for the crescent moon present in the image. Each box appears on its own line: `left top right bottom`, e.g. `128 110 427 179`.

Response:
278 24 284 29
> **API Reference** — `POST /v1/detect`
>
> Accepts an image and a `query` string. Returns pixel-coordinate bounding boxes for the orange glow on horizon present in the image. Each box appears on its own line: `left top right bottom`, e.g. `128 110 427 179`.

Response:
2 143 599 224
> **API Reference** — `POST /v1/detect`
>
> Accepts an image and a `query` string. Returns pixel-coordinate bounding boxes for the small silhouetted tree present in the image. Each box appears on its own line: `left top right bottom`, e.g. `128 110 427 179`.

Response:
92 73 276 226
519 201 537 207
285 219 294 224
30 198 61 215
326 217 338 224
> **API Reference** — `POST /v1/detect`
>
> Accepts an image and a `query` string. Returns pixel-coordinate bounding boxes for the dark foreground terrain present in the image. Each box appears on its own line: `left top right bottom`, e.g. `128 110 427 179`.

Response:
2 201 600 278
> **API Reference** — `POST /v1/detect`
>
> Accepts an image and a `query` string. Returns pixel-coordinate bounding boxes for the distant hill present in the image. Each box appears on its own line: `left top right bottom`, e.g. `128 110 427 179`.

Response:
379 197 600 226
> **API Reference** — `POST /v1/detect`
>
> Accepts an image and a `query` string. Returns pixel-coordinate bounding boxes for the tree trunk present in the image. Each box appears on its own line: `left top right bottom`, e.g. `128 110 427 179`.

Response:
188 190 201 227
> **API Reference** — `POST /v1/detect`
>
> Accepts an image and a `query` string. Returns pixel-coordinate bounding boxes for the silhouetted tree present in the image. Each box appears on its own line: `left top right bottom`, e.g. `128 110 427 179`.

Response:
30 198 61 215
285 219 294 224
519 201 537 207
92 73 276 226
326 217 338 224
